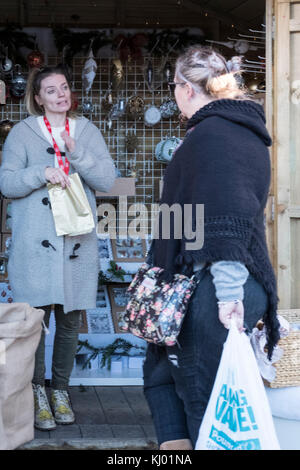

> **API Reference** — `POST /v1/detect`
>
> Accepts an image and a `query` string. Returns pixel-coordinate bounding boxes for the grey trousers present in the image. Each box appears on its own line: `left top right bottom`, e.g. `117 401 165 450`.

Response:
32 304 81 391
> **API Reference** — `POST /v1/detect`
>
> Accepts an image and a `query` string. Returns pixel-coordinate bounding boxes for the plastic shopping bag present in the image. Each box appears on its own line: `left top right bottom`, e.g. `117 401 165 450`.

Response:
195 321 280 450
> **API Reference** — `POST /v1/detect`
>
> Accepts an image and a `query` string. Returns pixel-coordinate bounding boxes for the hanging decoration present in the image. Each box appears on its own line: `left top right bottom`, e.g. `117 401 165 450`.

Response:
10 65 27 98
101 89 113 114
146 29 205 57
52 27 111 64
27 49 44 68
81 97 94 115
155 136 182 163
82 47 97 95
144 105 161 127
126 95 144 120
145 59 154 89
110 59 123 91
0 54 13 74
0 80 6 104
125 132 139 153
160 98 178 119
205 39 263 54
0 25 35 67
0 119 14 140
52 27 206 64
112 33 148 63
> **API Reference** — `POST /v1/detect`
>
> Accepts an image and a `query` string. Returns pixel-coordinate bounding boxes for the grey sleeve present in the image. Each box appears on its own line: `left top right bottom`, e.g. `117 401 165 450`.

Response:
67 123 116 193
210 261 249 302
0 126 48 198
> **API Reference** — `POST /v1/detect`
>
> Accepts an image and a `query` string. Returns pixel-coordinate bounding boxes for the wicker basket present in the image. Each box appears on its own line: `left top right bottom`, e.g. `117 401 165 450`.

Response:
265 309 300 388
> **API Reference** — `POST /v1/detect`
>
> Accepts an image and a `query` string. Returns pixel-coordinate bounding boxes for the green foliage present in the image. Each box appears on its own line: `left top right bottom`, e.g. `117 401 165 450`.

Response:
77 338 145 371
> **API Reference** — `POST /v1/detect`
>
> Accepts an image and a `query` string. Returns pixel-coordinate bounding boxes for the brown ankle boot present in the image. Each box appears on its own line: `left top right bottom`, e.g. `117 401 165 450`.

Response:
159 439 193 450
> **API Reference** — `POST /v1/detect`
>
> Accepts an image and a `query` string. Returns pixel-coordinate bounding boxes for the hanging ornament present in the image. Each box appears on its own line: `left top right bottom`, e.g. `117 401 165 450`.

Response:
0 55 13 74
82 48 97 95
126 95 145 120
0 119 14 140
247 75 259 93
101 89 113 113
10 65 27 98
146 59 153 89
111 59 123 91
160 98 178 119
0 80 6 104
27 49 44 68
163 61 172 83
81 97 94 115
125 132 139 153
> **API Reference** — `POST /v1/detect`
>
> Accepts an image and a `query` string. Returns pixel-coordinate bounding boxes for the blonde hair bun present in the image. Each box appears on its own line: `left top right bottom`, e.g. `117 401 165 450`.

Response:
175 45 245 100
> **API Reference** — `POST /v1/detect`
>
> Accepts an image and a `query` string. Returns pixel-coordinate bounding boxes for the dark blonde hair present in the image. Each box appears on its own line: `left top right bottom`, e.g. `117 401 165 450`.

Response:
175 45 245 100
25 65 77 117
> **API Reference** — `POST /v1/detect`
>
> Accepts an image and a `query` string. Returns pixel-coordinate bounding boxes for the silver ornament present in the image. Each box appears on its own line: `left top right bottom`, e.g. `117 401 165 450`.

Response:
10 65 27 98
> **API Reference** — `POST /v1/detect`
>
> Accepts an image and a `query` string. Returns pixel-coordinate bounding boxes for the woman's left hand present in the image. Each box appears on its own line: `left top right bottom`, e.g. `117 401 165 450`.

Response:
218 300 244 333
61 130 76 153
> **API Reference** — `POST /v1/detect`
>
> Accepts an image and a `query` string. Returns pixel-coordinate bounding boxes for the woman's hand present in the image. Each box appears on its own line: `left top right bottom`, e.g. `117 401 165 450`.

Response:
61 130 76 153
218 300 244 333
45 167 70 188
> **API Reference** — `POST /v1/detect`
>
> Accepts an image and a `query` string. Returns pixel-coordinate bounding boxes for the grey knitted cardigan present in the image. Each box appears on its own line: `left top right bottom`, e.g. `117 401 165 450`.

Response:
0 116 115 313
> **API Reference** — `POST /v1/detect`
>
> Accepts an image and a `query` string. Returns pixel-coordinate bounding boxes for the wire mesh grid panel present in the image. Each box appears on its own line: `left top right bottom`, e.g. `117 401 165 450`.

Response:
0 56 186 233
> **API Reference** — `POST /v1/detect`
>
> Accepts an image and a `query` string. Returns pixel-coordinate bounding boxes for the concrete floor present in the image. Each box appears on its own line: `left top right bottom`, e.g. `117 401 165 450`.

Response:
23 386 158 450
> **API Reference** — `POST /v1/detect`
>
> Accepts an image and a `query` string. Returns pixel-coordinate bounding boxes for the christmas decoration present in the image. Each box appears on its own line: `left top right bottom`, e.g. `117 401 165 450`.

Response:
82 48 97 95
110 59 123 91
52 27 111 64
0 119 14 140
113 33 148 63
81 97 94 115
160 98 178 118
0 54 13 74
10 65 26 98
27 49 44 68
0 80 6 104
0 25 35 67
77 338 145 371
126 95 144 120
125 132 139 153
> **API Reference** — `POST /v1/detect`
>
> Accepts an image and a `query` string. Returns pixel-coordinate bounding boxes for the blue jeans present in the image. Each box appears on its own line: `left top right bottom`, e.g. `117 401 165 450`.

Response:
143 268 268 447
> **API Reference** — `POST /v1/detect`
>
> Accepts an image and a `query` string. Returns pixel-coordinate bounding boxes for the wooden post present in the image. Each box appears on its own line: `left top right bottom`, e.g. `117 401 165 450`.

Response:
274 0 291 308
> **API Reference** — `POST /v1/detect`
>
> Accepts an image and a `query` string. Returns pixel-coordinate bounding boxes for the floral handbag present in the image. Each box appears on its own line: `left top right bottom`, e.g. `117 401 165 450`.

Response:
121 263 205 346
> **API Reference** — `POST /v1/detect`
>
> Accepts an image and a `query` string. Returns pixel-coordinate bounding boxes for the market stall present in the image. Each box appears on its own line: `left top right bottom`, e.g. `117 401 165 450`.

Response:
0 2 298 401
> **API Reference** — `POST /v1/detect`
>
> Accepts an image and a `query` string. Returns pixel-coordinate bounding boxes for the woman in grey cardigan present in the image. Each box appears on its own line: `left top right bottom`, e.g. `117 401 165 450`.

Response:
0 66 116 430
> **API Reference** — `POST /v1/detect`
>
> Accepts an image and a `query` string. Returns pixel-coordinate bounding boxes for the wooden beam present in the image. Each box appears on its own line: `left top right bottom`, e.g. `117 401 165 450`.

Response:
274 0 292 308
181 0 255 33
115 0 126 27
290 19 300 31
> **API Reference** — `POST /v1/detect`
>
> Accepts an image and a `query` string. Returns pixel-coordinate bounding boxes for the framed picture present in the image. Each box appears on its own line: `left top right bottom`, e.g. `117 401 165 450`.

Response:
97 235 113 261
107 283 130 333
78 310 88 334
111 237 146 263
1 199 12 233
96 285 111 309
86 308 114 334
1 233 12 254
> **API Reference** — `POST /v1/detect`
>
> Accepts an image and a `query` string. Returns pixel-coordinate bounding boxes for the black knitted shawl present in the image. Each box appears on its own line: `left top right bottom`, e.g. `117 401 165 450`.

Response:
152 99 280 359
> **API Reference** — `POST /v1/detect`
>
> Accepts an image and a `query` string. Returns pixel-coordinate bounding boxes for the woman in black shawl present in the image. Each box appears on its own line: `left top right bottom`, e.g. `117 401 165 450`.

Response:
143 46 280 450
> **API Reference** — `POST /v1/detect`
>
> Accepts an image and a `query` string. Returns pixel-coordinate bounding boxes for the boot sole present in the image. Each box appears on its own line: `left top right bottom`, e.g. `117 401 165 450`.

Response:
54 418 75 425
34 422 57 431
